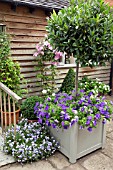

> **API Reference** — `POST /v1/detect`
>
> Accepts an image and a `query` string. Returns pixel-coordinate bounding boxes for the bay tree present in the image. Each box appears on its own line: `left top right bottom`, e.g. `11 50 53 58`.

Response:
46 0 113 95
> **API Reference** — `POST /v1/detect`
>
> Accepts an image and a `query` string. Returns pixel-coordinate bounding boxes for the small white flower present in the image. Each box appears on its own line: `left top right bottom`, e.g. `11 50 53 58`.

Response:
83 73 87 75
73 110 78 114
96 78 100 81
52 93 55 96
42 90 47 94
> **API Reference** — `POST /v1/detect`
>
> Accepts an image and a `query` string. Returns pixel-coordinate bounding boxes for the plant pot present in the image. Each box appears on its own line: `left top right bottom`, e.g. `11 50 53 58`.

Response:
28 119 38 123
2 109 20 126
48 120 106 163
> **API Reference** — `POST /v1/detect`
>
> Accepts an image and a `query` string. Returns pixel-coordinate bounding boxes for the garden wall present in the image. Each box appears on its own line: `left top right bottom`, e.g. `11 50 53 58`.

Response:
0 2 111 98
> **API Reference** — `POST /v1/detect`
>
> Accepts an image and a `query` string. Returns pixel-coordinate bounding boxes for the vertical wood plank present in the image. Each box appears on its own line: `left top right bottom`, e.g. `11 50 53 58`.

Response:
13 100 16 135
3 92 7 129
0 90 3 130
111 60 113 95
8 95 11 126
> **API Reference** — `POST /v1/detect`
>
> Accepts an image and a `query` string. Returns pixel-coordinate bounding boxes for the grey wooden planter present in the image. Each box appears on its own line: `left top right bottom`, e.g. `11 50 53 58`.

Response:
48 121 106 163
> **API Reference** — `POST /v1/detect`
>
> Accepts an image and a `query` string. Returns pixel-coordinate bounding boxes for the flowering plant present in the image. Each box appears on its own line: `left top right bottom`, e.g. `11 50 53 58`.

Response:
34 40 63 95
33 40 62 63
79 76 110 95
34 90 113 132
3 118 59 163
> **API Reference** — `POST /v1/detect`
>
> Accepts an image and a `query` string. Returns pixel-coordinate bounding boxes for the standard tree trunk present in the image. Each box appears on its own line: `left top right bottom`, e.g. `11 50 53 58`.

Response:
75 62 79 96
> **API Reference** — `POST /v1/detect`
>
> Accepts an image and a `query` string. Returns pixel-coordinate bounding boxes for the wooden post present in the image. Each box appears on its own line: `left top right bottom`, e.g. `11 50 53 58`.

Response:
8 95 11 126
111 60 113 96
0 90 3 130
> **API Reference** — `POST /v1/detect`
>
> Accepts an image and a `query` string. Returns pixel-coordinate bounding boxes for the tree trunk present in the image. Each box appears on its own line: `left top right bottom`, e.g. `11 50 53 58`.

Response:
75 62 79 97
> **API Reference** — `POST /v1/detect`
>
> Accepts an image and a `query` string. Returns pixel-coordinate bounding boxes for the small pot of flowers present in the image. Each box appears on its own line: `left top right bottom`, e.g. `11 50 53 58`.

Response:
34 90 113 163
20 96 44 122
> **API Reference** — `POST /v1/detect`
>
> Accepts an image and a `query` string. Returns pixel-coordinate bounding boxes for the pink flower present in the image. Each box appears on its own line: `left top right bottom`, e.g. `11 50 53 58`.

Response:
44 41 50 46
44 41 53 50
54 51 63 60
36 44 43 52
51 62 58 66
33 52 38 57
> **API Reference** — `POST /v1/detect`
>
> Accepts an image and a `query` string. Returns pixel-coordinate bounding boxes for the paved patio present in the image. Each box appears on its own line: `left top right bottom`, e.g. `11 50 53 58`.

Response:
0 96 113 170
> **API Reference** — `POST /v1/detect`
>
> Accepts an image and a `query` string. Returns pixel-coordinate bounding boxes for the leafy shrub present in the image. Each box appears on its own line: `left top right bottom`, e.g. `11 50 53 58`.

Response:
21 96 44 119
4 118 60 163
60 68 75 94
0 32 23 96
78 76 110 95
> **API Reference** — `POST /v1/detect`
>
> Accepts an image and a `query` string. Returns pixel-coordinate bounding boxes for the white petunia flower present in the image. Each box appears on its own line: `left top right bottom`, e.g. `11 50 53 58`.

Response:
42 89 47 94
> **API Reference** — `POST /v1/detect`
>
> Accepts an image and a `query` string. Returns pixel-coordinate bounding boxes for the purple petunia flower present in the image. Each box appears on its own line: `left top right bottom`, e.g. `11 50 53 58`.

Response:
95 113 100 120
87 116 92 120
45 105 49 111
46 120 51 126
80 89 85 93
87 127 92 132
61 121 65 127
38 118 43 124
102 119 106 124
86 120 90 125
93 120 97 126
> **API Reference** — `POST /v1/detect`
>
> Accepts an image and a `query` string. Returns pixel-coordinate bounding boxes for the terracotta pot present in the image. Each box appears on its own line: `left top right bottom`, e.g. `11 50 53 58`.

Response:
2 109 20 125
28 119 38 123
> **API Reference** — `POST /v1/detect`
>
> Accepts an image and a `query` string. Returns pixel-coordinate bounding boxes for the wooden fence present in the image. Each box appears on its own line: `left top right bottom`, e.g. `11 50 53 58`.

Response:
0 82 22 132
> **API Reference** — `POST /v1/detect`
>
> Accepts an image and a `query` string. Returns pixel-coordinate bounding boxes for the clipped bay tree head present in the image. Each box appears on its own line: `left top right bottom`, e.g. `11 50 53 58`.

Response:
47 0 113 67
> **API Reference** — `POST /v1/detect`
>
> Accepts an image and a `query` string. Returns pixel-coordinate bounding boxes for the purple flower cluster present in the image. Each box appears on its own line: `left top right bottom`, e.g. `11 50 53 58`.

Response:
34 91 113 132
4 118 60 163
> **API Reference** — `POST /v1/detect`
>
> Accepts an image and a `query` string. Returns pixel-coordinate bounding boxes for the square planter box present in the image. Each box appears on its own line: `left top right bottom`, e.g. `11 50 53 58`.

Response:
48 121 106 163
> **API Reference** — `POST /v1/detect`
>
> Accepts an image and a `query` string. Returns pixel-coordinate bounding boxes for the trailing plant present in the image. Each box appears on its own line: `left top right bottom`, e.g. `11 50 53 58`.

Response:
60 68 75 94
4 118 60 163
34 40 63 95
46 0 113 95
20 96 44 120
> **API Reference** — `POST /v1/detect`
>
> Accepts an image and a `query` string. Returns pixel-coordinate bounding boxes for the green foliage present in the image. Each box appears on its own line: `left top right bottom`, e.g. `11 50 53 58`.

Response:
0 32 24 96
0 32 10 60
20 96 44 119
60 68 75 93
47 0 113 66
78 76 110 95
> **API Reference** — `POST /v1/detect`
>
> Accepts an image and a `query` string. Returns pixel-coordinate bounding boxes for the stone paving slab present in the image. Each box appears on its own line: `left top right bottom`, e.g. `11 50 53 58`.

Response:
0 161 56 170
79 152 113 170
101 137 113 159
0 135 15 166
48 152 70 170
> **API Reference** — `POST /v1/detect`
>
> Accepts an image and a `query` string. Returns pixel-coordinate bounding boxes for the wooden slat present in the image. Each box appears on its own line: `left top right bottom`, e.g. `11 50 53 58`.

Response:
11 42 37 49
11 49 35 55
3 92 7 129
8 29 46 37
13 100 16 135
7 22 46 31
8 95 11 126
0 90 3 130
0 13 47 25
0 82 22 102
12 36 43 43
12 56 36 61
